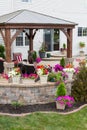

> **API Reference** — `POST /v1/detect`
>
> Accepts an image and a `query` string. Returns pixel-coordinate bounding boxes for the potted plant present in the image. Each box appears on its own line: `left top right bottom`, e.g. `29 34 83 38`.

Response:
56 95 74 109
22 73 37 84
8 67 21 83
79 42 85 56
36 64 50 83
79 41 85 48
55 82 74 109
63 63 75 80
60 43 67 55
39 42 46 58
60 57 65 67
28 50 37 63
47 53 51 58
55 82 67 109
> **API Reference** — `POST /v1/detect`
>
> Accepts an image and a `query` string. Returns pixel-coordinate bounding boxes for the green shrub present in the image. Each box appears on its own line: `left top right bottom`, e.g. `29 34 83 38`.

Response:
11 101 23 109
56 82 67 97
71 66 87 102
32 51 37 61
60 57 65 67
0 44 5 59
63 43 66 49
28 50 37 63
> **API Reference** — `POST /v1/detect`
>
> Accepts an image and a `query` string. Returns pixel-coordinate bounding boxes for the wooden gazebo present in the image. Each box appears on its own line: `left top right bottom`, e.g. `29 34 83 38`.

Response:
0 9 77 62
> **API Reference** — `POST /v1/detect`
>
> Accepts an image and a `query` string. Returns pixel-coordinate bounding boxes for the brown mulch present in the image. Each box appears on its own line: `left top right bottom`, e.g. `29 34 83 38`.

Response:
0 102 87 114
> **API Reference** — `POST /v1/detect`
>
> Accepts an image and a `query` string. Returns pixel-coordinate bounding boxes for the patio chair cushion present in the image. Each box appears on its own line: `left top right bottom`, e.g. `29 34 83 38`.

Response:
13 53 22 62
16 55 22 62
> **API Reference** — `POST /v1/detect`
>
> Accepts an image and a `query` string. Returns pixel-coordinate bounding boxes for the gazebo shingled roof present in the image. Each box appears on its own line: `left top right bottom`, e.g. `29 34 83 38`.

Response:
0 9 77 62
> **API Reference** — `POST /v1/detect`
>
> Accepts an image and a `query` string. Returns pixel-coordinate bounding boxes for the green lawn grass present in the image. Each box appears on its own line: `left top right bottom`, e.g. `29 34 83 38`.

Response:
0 107 87 130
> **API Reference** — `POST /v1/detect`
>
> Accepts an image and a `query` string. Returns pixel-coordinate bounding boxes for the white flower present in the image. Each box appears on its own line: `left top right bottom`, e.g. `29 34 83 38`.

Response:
37 68 43 75
8 70 20 77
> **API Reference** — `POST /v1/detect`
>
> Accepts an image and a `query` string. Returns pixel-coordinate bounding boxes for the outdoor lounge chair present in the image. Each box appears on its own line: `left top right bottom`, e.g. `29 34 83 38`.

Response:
13 53 22 62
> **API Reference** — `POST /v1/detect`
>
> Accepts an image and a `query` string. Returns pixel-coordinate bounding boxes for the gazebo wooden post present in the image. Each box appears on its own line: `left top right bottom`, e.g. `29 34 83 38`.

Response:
67 29 72 58
5 28 11 62
29 29 33 51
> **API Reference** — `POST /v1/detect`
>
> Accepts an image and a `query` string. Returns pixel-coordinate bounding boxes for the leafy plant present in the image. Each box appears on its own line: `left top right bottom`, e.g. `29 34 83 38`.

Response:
60 57 65 67
56 82 67 97
79 41 85 48
28 50 37 63
0 44 5 59
32 51 37 61
39 42 46 52
71 66 87 102
11 101 23 109
63 43 66 49
48 72 62 82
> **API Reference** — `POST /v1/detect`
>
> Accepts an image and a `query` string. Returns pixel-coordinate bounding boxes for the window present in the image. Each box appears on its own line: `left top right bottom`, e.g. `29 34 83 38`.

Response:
44 29 52 51
24 29 29 46
16 30 29 46
22 0 31 2
44 29 60 51
54 29 59 50
16 32 23 46
25 36 29 46
78 27 87 36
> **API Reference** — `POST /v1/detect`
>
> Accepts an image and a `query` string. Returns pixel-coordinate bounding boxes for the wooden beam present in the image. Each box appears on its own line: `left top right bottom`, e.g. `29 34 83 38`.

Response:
67 29 72 58
5 28 11 62
0 24 75 29
32 29 38 39
29 29 33 51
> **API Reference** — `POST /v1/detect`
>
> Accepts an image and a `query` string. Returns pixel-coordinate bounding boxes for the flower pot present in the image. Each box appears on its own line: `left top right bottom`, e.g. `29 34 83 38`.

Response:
47 53 51 58
66 72 73 80
39 51 45 58
56 101 65 110
79 51 85 56
40 75 48 84
61 50 67 55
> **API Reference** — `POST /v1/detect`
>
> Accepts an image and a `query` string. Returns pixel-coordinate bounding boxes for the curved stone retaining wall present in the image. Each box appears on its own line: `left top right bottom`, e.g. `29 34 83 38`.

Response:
0 80 73 105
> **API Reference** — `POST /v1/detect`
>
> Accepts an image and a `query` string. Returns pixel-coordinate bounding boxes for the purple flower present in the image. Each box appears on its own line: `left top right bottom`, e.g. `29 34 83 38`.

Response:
36 57 41 63
29 73 37 79
62 71 68 79
54 64 63 72
22 73 29 78
56 95 74 107
74 67 79 74
22 73 37 79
